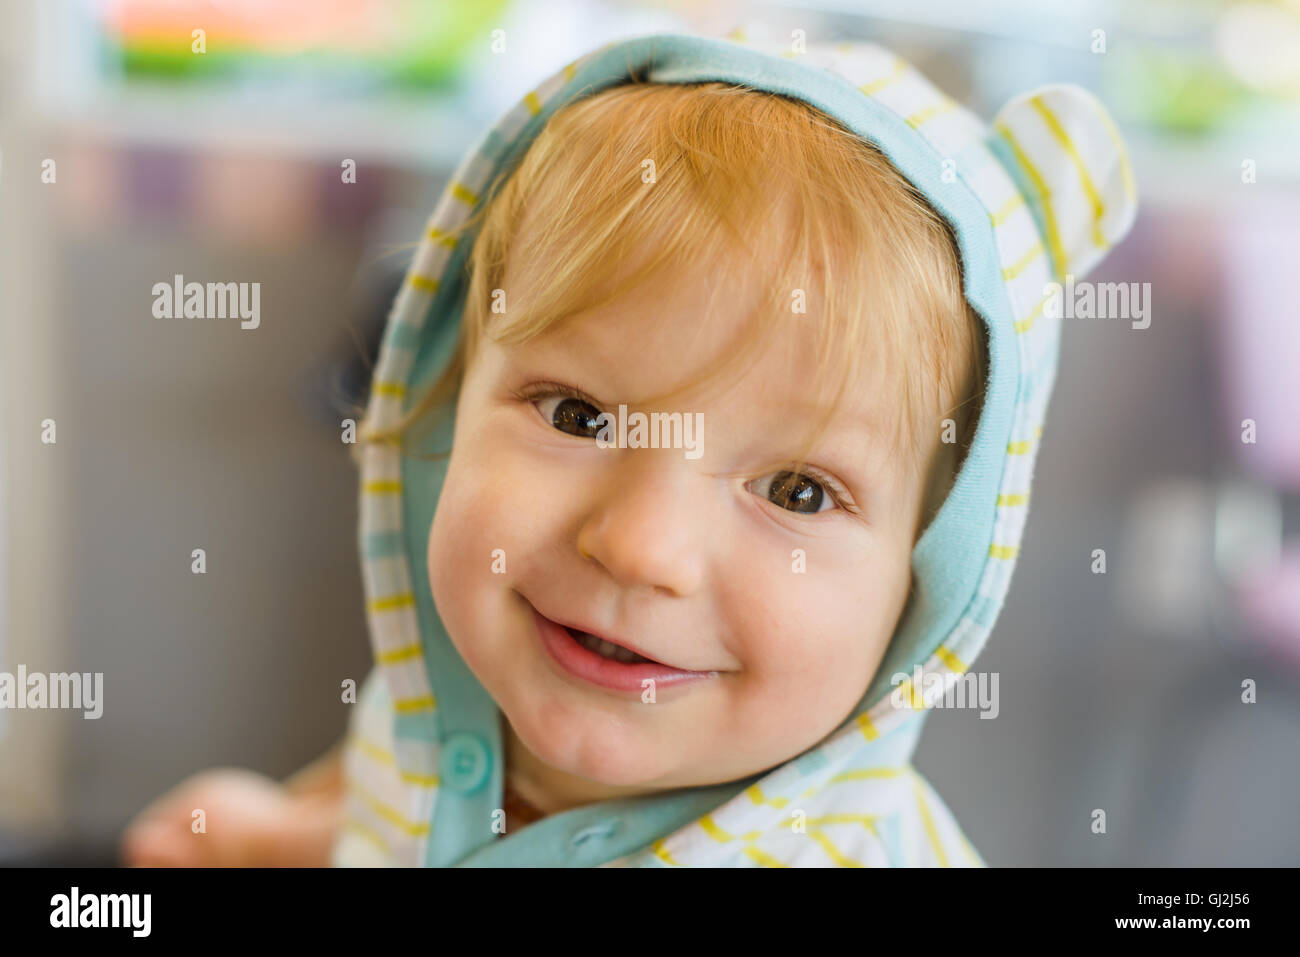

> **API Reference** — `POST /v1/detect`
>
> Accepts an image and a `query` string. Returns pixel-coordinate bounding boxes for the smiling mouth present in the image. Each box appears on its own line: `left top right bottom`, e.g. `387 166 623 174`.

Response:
528 602 720 692
563 627 657 665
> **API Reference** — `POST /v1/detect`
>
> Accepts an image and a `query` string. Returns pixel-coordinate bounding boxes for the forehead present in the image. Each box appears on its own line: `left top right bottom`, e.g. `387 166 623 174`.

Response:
495 251 901 462
492 185 921 469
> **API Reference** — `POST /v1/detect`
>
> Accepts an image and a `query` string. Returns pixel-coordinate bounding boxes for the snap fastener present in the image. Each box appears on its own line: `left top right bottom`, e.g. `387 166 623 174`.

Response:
439 732 491 794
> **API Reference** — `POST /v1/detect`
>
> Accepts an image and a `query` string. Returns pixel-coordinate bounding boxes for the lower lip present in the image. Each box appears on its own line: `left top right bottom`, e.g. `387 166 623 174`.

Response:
531 608 718 694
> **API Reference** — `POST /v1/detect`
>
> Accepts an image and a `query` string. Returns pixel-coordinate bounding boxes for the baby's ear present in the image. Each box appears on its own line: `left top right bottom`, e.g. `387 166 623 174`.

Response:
988 83 1138 281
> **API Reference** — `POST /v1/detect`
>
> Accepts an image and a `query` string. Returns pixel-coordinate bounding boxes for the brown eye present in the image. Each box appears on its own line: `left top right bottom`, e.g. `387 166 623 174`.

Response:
536 395 604 438
757 470 834 514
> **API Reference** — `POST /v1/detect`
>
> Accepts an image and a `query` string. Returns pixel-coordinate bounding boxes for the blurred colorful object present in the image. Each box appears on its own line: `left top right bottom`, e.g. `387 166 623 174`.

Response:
1234 544 1300 668
1215 0 1300 97
1216 197 1300 492
1111 48 1246 134
1106 0 1300 134
96 0 511 88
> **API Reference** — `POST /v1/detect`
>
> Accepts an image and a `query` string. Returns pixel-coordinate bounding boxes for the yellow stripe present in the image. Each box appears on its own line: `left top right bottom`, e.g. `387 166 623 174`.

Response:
392 695 436 713
368 592 415 612
699 814 735 843
1030 96 1108 250
908 677 926 709
341 817 392 856
376 643 423 664
807 814 879 830
934 645 968 673
523 91 543 115
353 736 395 766
363 480 403 495
372 381 407 398
351 735 436 785
995 120 1068 278
743 845 788 867
912 776 950 867
1007 437 1035 455
399 770 439 788
989 193 1026 227
562 61 577 82
857 56 907 96
650 838 681 866
808 829 865 867
408 274 439 294
989 544 1019 560
1014 291 1053 334
829 767 903 783
348 780 429 837
450 181 479 206
906 98 956 128
856 712 879 741
1001 240 1044 280
1088 96 1137 207
427 227 458 249
896 677 924 709
996 492 1029 507
744 784 789 809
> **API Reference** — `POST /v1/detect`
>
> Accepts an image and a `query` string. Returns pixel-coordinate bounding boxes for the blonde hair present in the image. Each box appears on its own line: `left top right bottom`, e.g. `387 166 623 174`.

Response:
361 80 985 526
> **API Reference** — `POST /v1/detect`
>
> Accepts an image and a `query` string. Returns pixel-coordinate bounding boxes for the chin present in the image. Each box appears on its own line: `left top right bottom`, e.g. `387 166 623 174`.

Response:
510 702 669 788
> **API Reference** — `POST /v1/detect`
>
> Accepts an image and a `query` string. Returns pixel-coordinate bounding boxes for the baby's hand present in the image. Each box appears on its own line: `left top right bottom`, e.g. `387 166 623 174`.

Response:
120 767 340 867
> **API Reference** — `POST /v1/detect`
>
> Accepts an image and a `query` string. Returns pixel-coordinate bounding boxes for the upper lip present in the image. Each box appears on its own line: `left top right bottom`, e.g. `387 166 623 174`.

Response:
529 600 683 669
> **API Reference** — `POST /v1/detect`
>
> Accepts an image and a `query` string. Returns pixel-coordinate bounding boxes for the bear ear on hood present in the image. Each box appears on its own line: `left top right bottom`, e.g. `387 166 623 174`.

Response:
989 83 1139 283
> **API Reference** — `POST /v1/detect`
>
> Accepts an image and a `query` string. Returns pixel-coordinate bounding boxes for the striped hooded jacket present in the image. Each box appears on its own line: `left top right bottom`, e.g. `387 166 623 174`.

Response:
331 30 1137 867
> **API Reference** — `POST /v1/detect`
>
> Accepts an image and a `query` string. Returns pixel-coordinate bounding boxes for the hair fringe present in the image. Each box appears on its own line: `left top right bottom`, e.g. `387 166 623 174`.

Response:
359 80 986 533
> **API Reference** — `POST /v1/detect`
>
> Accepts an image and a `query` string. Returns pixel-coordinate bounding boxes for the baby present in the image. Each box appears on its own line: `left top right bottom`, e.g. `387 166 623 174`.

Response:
123 32 1135 867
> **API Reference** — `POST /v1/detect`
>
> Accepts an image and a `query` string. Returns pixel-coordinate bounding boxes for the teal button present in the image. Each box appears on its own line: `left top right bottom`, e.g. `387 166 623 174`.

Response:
440 732 491 793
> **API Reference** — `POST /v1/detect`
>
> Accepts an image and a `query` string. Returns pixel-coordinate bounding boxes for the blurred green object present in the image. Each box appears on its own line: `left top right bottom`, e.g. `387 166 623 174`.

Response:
390 0 514 88
102 0 512 90
1112 47 1248 135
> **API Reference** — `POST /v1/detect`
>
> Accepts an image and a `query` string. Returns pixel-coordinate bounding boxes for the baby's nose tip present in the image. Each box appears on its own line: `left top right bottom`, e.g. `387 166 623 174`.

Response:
575 522 705 597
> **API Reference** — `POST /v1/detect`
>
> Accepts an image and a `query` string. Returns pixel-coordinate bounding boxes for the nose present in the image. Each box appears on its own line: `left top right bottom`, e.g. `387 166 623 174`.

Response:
575 451 707 597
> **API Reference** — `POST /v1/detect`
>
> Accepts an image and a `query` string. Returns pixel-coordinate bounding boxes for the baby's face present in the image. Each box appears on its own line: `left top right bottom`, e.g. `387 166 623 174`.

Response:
427 252 945 795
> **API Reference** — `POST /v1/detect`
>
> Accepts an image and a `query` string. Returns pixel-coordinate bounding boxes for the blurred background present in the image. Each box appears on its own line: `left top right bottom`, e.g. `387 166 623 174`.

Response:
1 0 1298 866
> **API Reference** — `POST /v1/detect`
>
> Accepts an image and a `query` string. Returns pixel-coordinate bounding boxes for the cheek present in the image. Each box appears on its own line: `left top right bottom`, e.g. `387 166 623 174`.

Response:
426 430 566 663
426 448 515 656
730 547 910 740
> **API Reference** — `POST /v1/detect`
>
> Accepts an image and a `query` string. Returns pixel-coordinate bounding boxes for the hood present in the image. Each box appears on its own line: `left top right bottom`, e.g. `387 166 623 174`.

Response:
351 30 1137 866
